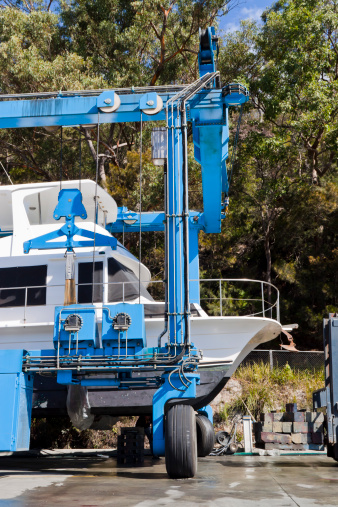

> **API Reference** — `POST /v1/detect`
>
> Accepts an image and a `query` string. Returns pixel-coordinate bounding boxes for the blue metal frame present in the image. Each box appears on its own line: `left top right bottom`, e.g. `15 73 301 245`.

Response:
152 372 199 456
0 350 33 451
197 405 213 424
24 189 117 253
0 90 248 237
313 314 338 460
0 26 250 455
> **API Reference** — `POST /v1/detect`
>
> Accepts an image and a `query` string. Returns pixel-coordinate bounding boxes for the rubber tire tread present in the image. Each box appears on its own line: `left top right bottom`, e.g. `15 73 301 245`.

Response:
165 404 197 479
196 414 215 457
215 430 230 446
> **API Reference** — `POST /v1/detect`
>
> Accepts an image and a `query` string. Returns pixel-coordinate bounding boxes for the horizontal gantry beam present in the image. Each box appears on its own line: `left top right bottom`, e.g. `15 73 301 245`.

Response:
0 78 247 129
0 88 229 129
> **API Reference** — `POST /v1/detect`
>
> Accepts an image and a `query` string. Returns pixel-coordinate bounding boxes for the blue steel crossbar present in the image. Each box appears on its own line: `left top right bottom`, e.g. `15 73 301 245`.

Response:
0 88 233 128
0 84 248 234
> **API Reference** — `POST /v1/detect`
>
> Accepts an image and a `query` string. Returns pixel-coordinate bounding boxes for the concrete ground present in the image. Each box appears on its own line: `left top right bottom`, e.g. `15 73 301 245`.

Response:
0 452 338 506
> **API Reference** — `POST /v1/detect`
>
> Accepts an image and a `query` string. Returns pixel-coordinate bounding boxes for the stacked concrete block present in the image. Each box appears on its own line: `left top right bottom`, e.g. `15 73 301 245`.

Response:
254 404 325 451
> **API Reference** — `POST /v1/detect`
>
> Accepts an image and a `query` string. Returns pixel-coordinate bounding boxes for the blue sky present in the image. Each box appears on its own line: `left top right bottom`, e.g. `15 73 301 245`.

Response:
219 0 274 33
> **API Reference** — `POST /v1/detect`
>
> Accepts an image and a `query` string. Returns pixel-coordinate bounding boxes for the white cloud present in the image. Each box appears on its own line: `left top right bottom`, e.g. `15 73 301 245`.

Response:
223 21 241 33
240 7 264 22
222 7 263 33
220 2 266 34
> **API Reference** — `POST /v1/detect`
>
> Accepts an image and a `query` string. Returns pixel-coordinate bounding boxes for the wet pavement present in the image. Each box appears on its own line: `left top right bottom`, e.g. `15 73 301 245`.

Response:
0 452 338 506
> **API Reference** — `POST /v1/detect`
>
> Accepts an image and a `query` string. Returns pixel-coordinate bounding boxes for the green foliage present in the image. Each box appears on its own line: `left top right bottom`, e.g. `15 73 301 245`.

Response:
225 362 325 419
217 402 231 423
61 0 231 86
211 1 338 346
0 8 105 93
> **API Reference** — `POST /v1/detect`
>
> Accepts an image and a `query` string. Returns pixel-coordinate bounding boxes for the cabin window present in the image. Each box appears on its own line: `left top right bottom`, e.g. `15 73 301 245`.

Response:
78 262 103 303
0 265 47 307
107 257 154 302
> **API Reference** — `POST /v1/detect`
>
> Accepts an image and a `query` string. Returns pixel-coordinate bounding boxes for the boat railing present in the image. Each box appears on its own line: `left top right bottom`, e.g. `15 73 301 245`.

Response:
191 278 280 322
0 278 280 323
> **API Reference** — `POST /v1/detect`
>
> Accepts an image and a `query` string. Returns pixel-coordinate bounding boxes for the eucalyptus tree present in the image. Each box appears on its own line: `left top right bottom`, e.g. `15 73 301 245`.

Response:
0 0 234 184
214 1 338 345
0 7 106 182
252 0 338 184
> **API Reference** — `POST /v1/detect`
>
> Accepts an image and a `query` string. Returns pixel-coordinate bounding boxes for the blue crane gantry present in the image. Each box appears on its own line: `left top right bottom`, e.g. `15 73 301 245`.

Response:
0 28 249 478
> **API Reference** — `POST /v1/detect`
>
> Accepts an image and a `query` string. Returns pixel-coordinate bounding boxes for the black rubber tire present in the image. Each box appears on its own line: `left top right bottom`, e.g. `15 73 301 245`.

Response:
196 414 215 457
165 404 197 479
215 430 230 446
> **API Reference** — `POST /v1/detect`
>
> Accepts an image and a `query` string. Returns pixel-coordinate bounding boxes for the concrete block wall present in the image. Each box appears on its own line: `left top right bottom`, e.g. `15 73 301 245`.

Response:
254 404 325 451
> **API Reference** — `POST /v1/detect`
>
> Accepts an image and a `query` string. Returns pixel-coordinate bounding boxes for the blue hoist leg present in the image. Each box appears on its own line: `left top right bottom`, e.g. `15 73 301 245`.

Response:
197 405 213 424
0 350 34 452
152 372 199 457
167 111 186 345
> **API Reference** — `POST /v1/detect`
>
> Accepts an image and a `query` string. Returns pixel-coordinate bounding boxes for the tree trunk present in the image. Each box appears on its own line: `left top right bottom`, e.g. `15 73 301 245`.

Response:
307 142 321 185
264 232 272 311
99 156 106 184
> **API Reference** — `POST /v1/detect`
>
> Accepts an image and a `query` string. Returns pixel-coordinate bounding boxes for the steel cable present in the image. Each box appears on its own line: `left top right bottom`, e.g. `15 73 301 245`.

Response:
91 113 100 304
79 128 82 192
139 112 143 304
59 126 63 191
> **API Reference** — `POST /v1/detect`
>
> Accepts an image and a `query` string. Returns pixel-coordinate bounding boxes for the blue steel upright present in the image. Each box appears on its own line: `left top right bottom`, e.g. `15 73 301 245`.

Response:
167 112 186 346
0 350 33 451
313 314 338 461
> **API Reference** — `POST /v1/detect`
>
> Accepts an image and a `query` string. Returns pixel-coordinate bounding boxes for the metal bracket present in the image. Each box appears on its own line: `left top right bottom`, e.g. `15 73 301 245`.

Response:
23 188 117 253
197 405 213 424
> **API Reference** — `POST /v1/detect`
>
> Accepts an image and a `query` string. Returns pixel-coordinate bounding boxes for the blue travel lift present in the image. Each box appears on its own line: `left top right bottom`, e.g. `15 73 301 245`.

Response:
0 27 249 478
313 314 338 463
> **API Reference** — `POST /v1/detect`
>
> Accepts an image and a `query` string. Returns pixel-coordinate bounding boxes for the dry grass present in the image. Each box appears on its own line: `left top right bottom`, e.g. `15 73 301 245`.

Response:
30 416 137 450
215 362 324 426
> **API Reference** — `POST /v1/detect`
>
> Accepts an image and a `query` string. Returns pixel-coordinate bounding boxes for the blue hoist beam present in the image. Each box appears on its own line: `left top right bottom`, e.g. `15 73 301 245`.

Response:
108 208 205 233
0 89 248 234
0 89 223 129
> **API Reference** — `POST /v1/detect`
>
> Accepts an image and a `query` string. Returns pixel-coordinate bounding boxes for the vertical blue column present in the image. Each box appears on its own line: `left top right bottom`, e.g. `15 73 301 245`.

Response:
189 226 200 305
0 350 33 451
167 111 185 345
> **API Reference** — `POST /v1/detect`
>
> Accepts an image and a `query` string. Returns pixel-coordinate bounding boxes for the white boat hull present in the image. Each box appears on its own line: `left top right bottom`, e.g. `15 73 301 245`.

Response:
0 312 281 372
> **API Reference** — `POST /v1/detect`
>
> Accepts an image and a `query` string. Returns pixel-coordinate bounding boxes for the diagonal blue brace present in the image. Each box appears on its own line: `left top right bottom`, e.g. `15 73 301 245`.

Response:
23 188 117 253
152 372 200 456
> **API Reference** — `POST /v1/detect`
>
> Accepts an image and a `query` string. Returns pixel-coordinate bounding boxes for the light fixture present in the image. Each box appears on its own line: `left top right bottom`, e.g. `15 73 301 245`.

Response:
151 128 167 166
123 213 138 225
